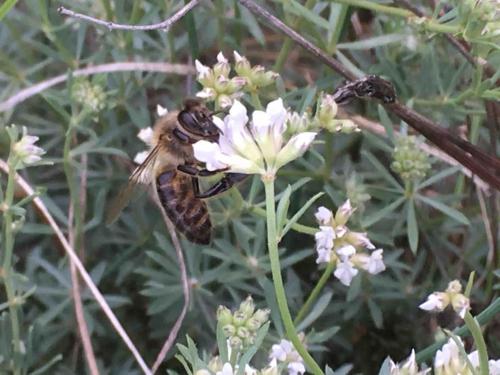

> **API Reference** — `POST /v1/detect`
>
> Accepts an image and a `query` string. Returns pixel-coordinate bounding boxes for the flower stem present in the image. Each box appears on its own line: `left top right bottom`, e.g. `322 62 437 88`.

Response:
464 311 489 375
250 90 263 110
263 178 324 375
2 156 22 374
294 263 335 325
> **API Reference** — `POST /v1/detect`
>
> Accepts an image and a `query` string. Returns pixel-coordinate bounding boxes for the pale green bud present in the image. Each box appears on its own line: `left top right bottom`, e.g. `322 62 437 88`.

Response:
208 356 223 372
239 296 255 318
234 51 252 77
222 324 236 337
252 308 270 325
315 93 338 129
236 326 250 339
446 280 462 294
232 311 247 326
229 336 242 349
217 306 233 326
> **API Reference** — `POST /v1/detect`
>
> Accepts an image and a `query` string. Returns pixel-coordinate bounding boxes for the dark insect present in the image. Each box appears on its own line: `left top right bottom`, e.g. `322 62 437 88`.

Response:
332 75 396 105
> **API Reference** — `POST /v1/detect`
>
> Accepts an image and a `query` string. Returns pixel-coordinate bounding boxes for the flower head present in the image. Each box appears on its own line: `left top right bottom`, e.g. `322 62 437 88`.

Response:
389 349 430 375
11 126 46 169
193 99 316 176
270 339 305 375
419 280 470 319
313 201 384 286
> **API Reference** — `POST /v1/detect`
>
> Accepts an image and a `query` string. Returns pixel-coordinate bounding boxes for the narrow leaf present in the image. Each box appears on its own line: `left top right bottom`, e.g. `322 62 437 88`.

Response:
407 200 419 254
281 192 323 238
417 196 470 225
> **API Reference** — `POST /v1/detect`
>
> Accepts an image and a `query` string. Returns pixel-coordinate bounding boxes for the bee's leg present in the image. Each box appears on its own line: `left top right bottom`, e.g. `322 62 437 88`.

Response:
172 128 197 144
191 177 200 196
177 164 228 177
195 173 247 199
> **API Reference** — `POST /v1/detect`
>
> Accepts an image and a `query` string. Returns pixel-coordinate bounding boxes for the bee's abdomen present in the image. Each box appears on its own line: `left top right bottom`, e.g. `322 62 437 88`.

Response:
156 170 211 245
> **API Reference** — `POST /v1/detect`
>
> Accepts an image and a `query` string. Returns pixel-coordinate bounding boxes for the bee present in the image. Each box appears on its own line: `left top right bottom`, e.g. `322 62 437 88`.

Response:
107 98 246 245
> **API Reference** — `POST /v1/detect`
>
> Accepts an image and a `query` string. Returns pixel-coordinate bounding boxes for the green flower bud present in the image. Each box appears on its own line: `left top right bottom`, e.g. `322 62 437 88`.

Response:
315 93 338 130
229 336 242 349
245 317 261 332
236 326 250 339
222 324 236 337
391 136 430 182
239 296 255 318
208 356 222 372
446 280 462 294
234 51 252 77
217 306 233 326
232 311 247 326
252 308 270 325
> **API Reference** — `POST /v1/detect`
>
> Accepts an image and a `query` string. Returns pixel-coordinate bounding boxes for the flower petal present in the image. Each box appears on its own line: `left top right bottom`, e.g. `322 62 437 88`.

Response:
193 140 228 171
274 132 316 171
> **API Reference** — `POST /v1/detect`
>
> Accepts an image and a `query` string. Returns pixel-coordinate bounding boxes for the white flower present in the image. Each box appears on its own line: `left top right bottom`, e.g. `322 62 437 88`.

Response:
196 87 216 100
156 104 168 116
195 60 211 79
13 127 46 166
345 231 376 249
419 292 448 313
216 363 234 375
217 51 228 64
334 260 358 286
357 249 386 275
270 340 305 375
451 294 470 319
389 349 429 374
336 244 356 260
315 226 335 251
434 338 465 373
315 206 333 225
316 248 332 264
193 100 316 176
133 151 149 165
137 127 153 145
489 359 500 375
335 199 355 226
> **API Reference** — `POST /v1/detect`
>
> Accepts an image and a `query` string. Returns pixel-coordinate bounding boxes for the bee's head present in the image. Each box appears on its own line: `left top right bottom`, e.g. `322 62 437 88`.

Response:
177 98 221 141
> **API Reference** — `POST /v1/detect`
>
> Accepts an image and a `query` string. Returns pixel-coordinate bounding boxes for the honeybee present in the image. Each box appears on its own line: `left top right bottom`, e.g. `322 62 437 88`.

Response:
107 98 246 245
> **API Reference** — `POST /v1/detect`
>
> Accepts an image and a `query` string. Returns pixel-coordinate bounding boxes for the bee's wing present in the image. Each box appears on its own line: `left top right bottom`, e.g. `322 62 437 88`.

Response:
106 146 160 225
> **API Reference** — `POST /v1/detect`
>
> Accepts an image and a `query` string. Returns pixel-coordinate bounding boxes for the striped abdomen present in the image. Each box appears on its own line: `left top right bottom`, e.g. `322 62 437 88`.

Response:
156 170 211 245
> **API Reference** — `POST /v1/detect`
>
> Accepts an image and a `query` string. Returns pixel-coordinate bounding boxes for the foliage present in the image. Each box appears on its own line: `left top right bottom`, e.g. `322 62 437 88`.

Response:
0 1 498 374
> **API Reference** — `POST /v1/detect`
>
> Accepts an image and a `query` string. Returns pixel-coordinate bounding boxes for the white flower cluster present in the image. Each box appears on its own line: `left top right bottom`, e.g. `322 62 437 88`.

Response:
193 99 316 177
270 339 306 375
389 339 500 375
314 200 385 286
418 280 470 319
197 357 278 375
195 51 278 109
10 126 46 169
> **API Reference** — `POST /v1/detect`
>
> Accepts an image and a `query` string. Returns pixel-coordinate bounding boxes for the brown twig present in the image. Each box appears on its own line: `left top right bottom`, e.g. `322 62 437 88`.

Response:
151 192 191 374
237 0 500 190
58 0 203 31
0 159 152 375
0 62 194 112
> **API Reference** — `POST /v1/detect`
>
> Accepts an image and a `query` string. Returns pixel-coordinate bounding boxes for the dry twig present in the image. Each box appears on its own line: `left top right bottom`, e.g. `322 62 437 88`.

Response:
0 62 194 112
58 0 203 31
151 192 191 374
0 159 152 375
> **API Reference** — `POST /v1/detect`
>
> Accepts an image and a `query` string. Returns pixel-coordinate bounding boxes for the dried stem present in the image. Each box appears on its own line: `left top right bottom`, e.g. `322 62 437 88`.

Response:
151 191 191 374
58 0 203 31
0 159 152 375
0 62 193 112
237 0 500 190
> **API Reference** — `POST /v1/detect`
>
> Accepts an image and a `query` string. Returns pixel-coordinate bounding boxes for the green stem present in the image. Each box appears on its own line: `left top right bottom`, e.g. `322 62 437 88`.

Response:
263 178 324 375
274 0 316 71
2 157 22 374
294 263 335 325
329 0 460 34
464 312 489 375
416 297 500 362
248 205 317 235
250 90 263 110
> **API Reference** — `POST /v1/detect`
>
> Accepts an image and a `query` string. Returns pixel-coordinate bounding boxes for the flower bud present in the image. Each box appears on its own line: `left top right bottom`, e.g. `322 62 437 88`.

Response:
239 296 255 318
213 52 230 78
391 136 431 182
234 50 252 77
208 356 222 372
446 280 462 294
335 199 355 226
195 370 211 375
252 308 270 325
232 311 248 326
217 306 233 326
315 93 338 128
229 336 242 349
451 294 470 319
222 324 236 337
236 326 250 339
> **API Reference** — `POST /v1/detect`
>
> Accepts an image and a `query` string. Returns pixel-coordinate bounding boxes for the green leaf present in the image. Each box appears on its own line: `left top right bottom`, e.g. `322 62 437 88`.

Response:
337 34 408 50
281 192 323 238
362 150 403 191
236 322 270 374
417 195 470 225
362 196 405 228
368 299 383 328
276 185 292 237
417 166 460 190
377 105 394 142
283 0 331 30
0 0 18 21
217 321 229 363
297 291 333 331
407 200 419 254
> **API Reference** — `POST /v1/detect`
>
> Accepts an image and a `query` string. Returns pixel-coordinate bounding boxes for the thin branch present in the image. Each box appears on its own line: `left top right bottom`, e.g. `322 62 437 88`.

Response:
0 62 194 112
0 159 152 375
58 0 203 31
237 0 500 190
151 191 190 374
68 201 99 375
343 110 491 192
